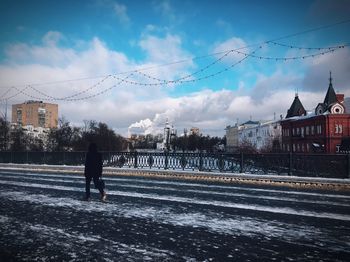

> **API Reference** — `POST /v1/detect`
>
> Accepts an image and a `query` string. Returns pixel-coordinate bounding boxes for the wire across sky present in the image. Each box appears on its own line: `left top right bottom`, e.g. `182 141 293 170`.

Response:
1 19 350 102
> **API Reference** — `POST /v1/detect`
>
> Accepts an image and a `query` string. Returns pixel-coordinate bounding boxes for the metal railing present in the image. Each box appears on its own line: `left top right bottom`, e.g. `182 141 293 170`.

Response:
0 151 349 179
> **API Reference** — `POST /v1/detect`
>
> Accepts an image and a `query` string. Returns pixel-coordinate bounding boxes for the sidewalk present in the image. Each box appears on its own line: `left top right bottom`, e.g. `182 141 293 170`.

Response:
0 163 349 191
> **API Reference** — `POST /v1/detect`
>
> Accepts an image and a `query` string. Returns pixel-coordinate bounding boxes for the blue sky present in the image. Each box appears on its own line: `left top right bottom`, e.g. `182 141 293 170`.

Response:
0 0 350 136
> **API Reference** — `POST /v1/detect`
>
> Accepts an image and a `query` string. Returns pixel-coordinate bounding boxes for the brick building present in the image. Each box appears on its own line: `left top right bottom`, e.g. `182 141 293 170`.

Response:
281 73 350 153
12 101 58 129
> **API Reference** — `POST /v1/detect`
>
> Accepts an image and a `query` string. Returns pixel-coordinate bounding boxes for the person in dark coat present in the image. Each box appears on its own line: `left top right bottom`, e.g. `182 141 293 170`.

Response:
84 142 106 201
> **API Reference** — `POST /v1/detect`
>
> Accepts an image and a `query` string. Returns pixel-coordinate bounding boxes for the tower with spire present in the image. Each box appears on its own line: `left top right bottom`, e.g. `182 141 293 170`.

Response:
286 94 306 118
315 71 345 115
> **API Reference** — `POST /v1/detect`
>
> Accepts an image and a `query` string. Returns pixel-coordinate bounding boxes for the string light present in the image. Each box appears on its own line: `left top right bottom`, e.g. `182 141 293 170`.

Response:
0 86 30 102
232 45 343 61
1 18 350 102
0 43 345 102
268 41 347 50
28 74 112 100
109 44 344 87
0 87 13 98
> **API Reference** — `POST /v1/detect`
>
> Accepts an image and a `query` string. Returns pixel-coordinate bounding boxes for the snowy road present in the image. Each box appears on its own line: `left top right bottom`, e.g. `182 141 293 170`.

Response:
0 171 349 261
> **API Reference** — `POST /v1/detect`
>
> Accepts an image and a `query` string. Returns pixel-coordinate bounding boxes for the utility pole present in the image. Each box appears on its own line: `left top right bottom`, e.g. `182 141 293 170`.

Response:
0 99 9 151
5 99 7 150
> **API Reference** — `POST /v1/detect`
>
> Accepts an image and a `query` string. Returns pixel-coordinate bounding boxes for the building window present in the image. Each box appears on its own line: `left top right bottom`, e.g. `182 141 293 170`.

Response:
305 126 309 136
317 125 322 134
311 126 315 135
16 109 22 124
293 144 295 152
301 127 304 137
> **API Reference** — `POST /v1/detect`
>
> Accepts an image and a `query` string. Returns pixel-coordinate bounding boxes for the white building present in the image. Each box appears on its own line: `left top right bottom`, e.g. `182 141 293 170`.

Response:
239 120 282 151
226 120 282 152
225 124 239 152
22 125 49 140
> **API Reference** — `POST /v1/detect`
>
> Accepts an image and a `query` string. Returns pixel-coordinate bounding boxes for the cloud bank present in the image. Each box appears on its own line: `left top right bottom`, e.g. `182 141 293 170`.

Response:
0 31 349 137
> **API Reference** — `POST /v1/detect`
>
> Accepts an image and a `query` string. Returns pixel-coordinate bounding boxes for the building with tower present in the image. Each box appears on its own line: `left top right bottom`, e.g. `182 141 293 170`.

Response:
156 119 177 151
281 72 350 153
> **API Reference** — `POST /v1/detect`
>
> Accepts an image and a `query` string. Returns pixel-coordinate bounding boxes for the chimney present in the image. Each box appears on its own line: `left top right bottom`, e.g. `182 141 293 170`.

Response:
336 93 344 104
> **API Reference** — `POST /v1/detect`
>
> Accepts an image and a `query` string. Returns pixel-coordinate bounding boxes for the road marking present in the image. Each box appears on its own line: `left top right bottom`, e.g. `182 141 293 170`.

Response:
0 180 350 221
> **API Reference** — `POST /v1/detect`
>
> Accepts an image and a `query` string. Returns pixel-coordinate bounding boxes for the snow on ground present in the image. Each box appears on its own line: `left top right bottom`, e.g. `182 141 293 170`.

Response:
0 171 349 261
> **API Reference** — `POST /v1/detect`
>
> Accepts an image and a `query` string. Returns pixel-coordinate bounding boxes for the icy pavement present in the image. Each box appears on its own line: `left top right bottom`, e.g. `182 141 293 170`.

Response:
0 171 349 261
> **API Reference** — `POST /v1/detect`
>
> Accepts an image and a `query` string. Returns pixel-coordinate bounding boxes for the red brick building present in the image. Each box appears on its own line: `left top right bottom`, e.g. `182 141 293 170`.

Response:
281 73 350 153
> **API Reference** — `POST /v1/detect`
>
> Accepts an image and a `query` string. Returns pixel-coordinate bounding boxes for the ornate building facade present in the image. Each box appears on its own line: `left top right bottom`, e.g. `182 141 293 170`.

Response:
281 73 350 153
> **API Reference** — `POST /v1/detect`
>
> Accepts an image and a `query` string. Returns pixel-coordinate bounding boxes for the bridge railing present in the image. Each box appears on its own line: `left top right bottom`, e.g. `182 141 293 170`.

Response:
0 151 349 179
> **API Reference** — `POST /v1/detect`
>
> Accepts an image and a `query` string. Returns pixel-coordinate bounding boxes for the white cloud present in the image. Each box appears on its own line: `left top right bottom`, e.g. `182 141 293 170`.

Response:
4 33 76 67
114 43 348 136
213 37 249 63
114 2 130 26
153 0 174 19
250 71 302 102
215 19 232 34
124 85 326 137
302 47 350 95
128 118 153 136
139 34 187 63
42 31 64 46
1 31 348 138
138 33 194 81
0 31 197 136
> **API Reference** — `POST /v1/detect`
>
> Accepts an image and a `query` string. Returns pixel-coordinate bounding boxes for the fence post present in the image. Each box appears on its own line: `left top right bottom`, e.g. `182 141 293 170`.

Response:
288 153 293 176
182 151 185 170
199 152 203 171
347 154 350 179
239 152 243 173
165 151 168 170
134 151 138 168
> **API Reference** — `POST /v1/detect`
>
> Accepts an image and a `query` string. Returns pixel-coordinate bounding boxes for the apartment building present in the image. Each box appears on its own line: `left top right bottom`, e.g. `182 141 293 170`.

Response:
12 100 58 128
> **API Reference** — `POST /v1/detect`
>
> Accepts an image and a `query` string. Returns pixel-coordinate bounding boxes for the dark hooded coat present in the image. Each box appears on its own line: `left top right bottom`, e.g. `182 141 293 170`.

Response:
84 143 103 178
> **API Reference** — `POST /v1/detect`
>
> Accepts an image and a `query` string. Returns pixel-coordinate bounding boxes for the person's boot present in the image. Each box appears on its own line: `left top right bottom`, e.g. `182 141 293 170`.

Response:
101 192 107 202
83 196 91 201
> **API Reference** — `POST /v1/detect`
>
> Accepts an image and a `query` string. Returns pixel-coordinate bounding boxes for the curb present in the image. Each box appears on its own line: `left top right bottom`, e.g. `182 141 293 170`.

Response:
0 163 349 192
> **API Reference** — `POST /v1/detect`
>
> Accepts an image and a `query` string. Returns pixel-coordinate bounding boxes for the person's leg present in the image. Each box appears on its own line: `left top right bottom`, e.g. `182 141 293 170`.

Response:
93 176 106 200
85 176 92 200
92 176 103 193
